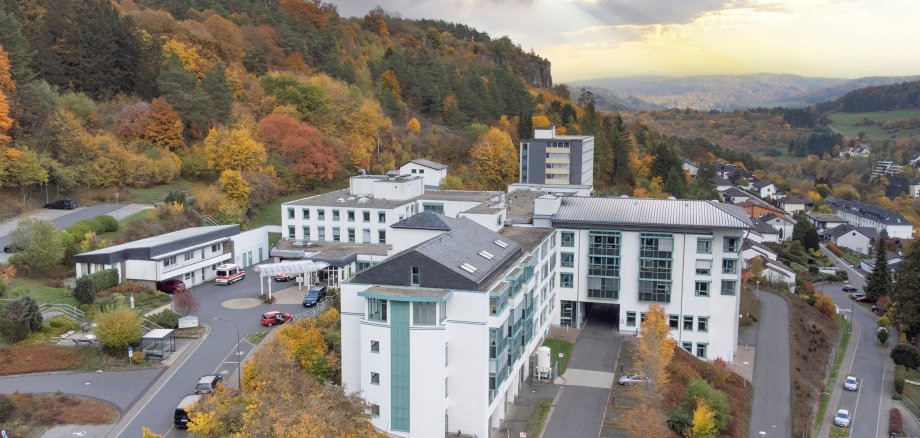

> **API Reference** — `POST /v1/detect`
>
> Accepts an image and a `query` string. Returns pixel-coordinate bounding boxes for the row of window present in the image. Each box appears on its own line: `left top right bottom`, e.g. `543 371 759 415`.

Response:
559 275 737 297
288 226 386 243
561 232 741 255
162 244 223 269
288 207 387 223
624 311 710 332
366 298 447 326
683 341 708 359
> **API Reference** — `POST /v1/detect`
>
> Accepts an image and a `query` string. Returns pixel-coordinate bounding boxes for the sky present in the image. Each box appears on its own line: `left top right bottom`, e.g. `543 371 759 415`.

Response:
331 0 920 83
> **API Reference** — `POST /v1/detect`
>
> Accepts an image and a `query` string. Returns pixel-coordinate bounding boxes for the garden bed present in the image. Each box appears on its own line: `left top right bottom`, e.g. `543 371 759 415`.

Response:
0 392 118 437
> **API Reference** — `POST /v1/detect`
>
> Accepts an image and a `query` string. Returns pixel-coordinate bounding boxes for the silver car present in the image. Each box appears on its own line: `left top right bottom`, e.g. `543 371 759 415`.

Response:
617 374 651 386
844 376 859 391
834 409 850 428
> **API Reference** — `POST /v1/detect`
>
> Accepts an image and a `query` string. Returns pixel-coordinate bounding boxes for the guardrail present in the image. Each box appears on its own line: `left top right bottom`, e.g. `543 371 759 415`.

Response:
894 393 920 422
39 303 87 325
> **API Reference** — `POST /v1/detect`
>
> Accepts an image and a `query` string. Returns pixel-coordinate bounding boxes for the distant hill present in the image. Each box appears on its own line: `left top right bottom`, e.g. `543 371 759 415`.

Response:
575 86 663 112
817 80 920 113
569 74 920 110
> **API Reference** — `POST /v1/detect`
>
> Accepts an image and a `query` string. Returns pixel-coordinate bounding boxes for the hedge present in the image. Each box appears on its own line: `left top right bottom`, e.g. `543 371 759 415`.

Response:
87 268 119 292
67 216 119 240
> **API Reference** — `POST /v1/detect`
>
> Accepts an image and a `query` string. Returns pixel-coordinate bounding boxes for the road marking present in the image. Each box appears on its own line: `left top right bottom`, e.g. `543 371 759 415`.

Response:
876 362 887 437
852 374 861 431
848 320 861 374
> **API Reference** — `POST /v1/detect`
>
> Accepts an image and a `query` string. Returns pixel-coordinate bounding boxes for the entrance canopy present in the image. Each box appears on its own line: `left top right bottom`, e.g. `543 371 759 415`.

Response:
257 260 330 277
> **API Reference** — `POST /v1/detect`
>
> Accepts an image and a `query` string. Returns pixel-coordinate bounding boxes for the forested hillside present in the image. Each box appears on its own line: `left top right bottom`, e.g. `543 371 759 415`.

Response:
0 0 559 222
818 80 920 113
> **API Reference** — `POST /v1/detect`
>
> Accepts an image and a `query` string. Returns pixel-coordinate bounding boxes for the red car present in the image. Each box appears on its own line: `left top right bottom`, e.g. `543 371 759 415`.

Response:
260 311 294 327
842 285 858 293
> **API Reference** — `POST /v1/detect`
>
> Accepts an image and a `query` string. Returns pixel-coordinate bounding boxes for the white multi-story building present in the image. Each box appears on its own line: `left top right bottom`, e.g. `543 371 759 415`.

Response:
399 159 448 188
281 172 505 245
535 196 752 362
341 213 556 437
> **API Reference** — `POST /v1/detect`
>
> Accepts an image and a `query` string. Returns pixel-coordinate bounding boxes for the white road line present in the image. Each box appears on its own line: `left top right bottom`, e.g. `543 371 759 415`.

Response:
876 362 887 437
212 340 247 374
852 376 861 432
848 321 861 374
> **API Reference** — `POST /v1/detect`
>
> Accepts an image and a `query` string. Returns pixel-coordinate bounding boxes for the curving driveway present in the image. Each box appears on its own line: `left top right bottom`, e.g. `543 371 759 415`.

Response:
749 291 792 437
0 368 162 412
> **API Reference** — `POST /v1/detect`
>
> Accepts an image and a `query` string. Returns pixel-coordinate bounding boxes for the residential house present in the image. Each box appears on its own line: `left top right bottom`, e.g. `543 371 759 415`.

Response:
885 175 920 199
742 238 777 261
399 159 448 188
839 145 871 158
711 176 734 192
75 225 269 288
748 217 781 243
827 225 878 255
719 187 751 205
763 214 795 241
824 197 915 239
807 212 849 237
738 199 785 220
715 162 750 181
752 180 777 200
860 252 903 273
682 160 699 177
776 196 807 214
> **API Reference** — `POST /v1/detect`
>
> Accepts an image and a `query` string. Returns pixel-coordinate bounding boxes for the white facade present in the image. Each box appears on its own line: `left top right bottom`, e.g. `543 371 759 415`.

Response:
829 209 914 240
756 183 777 200
764 216 794 242
341 232 556 437
230 226 270 268
399 160 448 188
833 229 872 255
553 228 743 362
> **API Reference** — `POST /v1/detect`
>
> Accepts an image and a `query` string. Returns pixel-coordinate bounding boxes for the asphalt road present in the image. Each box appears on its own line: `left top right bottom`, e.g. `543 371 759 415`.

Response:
749 290 792 437
0 204 121 251
0 368 162 412
820 247 891 437
109 271 315 438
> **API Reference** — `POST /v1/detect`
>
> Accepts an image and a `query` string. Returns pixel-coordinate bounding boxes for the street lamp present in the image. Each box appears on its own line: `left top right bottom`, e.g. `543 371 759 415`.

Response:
755 280 760 300
214 317 242 394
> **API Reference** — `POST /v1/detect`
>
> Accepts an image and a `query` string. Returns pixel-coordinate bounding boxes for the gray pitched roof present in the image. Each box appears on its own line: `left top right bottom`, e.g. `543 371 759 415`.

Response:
391 211 453 231
75 225 239 265
407 158 448 170
743 238 777 256
552 197 753 231
807 213 848 223
777 196 805 205
752 179 774 189
825 196 910 226
828 224 879 240
750 217 779 235
720 187 750 200
353 214 521 290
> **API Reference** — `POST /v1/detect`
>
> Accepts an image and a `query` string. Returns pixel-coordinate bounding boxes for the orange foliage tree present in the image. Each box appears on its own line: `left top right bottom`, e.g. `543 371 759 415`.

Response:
256 113 338 186
145 98 185 150
0 46 14 146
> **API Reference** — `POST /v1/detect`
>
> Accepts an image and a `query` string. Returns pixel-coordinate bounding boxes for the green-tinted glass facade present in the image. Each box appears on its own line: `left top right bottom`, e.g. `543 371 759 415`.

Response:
587 231 620 299
638 233 674 302
390 301 410 431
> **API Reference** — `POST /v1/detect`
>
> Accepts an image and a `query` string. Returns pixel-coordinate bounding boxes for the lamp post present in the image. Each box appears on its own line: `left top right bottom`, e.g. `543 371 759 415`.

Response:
755 280 760 301
115 192 119 220
214 317 242 393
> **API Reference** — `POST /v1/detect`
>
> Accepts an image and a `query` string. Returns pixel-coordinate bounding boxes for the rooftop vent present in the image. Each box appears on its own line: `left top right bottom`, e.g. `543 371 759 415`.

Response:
387 170 398 180
292 241 305 247
347 196 356 201
478 250 495 260
358 197 369 203
493 239 509 248
337 197 346 203
459 263 479 274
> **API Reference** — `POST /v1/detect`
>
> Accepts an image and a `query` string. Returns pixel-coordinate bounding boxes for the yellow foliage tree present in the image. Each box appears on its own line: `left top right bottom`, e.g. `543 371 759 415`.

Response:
690 398 717 438
162 38 209 79
145 98 185 150
406 117 420 134
532 115 551 128
624 402 672 438
632 304 676 404
471 127 518 190
203 126 267 172
218 170 250 213
141 427 164 438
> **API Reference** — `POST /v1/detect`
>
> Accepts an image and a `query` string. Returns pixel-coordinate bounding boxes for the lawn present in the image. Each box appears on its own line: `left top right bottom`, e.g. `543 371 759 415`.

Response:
7 278 75 306
830 109 920 141
249 181 348 229
814 316 852 435
542 338 573 375
898 366 920 408
246 330 269 345
525 398 552 437
123 179 196 205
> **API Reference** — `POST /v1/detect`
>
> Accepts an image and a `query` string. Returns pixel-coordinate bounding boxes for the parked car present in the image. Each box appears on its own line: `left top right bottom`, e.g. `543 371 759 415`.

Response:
195 374 223 394
155 279 186 294
274 272 292 282
842 285 858 293
3 244 21 253
617 374 651 386
303 286 327 308
44 199 78 210
174 394 202 429
260 311 294 327
833 409 850 428
843 376 859 391
851 293 867 302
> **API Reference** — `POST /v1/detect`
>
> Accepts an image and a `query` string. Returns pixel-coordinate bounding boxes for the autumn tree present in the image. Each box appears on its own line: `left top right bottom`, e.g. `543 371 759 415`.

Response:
470 127 518 190
219 170 251 213
814 293 837 319
145 98 185 150
94 308 142 351
203 126 267 172
0 46 12 146
406 117 420 134
8 219 64 275
256 113 337 187
633 304 676 403
113 102 151 142
690 399 717 438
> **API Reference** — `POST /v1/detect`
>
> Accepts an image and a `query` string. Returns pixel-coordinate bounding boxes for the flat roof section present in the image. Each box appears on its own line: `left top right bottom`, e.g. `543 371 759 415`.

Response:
499 227 554 251
282 189 415 209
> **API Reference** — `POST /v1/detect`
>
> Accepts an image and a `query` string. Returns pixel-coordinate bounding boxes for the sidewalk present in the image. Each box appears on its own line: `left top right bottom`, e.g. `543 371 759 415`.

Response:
491 381 561 438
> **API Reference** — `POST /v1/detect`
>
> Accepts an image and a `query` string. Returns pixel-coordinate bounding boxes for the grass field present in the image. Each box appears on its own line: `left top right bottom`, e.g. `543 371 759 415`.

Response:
7 278 74 306
830 109 920 140
123 179 196 205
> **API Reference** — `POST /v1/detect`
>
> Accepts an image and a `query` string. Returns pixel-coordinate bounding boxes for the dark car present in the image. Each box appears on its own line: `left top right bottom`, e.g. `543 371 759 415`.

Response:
303 286 327 308
174 394 202 429
3 245 21 253
260 311 294 327
842 285 858 293
156 279 186 294
195 374 223 395
44 199 78 210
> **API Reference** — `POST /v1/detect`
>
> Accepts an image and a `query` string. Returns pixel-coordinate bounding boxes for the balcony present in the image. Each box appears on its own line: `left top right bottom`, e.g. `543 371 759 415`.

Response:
489 282 509 316
507 268 523 298
520 256 535 283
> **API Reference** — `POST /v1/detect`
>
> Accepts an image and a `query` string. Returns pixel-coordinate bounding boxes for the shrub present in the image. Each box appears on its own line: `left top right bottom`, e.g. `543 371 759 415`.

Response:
666 379 732 436
878 316 891 328
0 296 43 343
0 394 13 422
107 282 152 294
891 344 920 369
800 294 817 306
47 317 81 333
94 308 142 351
172 291 199 316
895 376 905 395
149 309 180 329
87 268 119 292
878 327 889 344
890 408 904 435
73 277 96 305
66 216 119 241
814 293 837 319
131 351 146 364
